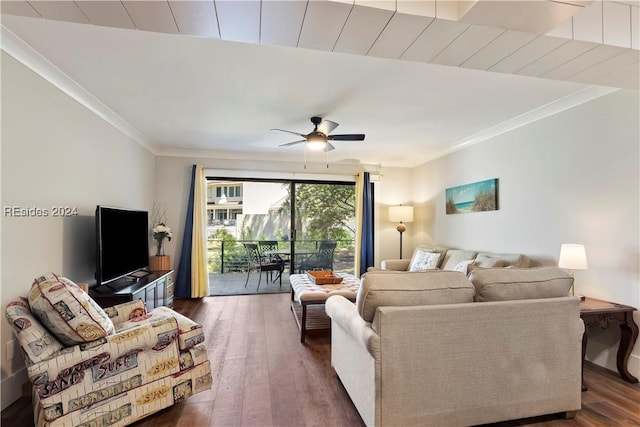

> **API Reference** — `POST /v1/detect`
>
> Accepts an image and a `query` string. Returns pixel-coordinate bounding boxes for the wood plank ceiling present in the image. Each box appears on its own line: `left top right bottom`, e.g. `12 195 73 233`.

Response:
1 0 638 89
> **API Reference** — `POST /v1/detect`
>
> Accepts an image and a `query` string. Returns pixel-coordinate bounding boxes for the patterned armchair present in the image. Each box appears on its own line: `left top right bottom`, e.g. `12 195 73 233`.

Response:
6 273 212 427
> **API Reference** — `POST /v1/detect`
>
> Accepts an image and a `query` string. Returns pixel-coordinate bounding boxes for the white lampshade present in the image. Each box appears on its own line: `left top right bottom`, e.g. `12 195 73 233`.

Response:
558 244 588 270
388 205 414 223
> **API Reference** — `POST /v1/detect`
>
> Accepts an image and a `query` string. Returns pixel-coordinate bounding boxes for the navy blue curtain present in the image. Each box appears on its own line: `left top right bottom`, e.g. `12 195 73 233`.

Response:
175 165 196 297
359 172 374 276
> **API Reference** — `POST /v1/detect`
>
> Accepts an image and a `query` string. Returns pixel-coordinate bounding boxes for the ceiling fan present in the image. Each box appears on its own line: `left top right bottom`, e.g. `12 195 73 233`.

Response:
272 116 365 151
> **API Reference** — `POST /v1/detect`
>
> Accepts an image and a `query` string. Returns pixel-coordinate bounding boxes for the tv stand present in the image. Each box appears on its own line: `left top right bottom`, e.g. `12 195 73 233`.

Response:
90 270 174 309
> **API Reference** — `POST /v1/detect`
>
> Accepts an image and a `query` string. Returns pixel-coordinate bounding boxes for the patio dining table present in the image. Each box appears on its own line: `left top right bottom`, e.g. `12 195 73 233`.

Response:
263 248 317 258
262 248 317 282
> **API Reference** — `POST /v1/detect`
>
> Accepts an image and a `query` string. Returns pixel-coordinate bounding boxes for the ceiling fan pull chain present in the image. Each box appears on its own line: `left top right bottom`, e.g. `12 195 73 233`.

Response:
326 146 329 168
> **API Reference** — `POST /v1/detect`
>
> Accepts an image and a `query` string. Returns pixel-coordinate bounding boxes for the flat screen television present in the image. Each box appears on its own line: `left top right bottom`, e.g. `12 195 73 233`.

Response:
95 206 149 287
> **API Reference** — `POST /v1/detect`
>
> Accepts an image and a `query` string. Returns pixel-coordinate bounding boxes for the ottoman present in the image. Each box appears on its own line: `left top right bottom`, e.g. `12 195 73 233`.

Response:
289 272 360 343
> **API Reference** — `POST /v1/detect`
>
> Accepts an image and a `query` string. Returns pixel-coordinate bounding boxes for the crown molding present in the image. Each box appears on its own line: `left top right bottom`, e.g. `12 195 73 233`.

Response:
422 84 619 164
1 24 158 155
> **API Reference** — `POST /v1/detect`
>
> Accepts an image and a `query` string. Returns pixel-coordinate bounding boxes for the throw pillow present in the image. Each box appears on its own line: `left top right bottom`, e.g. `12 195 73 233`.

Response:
453 260 475 275
28 273 115 346
409 250 441 271
473 258 506 268
467 258 506 274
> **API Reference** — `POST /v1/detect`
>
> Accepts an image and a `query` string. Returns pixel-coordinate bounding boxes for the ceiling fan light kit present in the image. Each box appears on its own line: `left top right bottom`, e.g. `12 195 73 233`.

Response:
306 132 327 151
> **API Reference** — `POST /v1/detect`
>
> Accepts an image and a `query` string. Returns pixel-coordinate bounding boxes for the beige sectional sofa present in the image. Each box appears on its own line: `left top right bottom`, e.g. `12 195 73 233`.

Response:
380 245 530 273
325 267 583 427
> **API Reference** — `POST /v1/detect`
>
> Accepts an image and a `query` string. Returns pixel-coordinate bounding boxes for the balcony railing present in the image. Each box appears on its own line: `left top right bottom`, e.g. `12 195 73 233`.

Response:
208 219 236 226
207 239 355 275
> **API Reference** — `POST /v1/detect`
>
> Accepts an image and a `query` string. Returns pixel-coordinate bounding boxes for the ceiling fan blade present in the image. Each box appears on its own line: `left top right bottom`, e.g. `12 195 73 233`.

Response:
327 134 365 141
279 140 306 147
317 120 339 135
271 128 307 138
326 142 336 151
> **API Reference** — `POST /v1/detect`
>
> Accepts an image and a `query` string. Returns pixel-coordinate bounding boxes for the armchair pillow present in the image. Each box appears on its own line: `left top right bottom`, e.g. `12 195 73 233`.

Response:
5 297 64 364
28 273 115 346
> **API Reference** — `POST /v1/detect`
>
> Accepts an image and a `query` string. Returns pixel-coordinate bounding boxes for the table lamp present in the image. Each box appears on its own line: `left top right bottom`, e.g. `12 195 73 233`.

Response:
388 205 413 259
558 243 588 299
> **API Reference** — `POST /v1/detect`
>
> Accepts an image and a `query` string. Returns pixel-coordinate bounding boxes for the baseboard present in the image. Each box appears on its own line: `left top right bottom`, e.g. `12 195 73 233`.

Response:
1 367 28 410
628 353 640 381
587 351 640 382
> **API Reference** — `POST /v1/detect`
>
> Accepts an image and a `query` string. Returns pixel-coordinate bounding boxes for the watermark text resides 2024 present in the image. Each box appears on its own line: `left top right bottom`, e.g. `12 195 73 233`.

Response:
3 206 78 217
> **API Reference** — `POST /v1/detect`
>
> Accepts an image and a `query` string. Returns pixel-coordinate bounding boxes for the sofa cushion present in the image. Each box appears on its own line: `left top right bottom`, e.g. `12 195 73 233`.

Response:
356 270 475 322
28 273 115 346
409 250 441 271
475 252 528 268
469 266 573 302
440 249 478 270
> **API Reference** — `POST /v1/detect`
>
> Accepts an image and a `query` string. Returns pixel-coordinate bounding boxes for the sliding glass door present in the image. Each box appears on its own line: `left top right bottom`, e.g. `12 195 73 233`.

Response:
292 182 356 274
206 178 356 295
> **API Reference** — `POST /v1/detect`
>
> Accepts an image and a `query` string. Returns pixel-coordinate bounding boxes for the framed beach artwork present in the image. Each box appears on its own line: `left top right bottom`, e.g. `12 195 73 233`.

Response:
445 178 498 214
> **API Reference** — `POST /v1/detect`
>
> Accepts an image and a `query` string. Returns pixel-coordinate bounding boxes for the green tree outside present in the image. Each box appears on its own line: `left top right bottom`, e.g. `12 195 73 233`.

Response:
208 228 245 273
280 183 355 247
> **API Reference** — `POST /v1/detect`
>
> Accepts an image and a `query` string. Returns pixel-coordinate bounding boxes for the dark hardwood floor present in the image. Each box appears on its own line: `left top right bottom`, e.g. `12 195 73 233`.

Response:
3 293 639 427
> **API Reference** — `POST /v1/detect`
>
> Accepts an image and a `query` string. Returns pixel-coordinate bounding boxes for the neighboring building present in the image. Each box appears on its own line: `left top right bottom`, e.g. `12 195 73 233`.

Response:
206 181 289 240
207 182 243 226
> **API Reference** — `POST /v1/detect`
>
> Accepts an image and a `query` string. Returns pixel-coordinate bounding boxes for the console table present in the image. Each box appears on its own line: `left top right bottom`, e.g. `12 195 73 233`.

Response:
580 297 638 391
90 270 174 310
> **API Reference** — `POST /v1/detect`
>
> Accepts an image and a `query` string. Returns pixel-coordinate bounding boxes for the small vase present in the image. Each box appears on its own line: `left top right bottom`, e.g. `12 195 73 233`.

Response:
156 240 164 257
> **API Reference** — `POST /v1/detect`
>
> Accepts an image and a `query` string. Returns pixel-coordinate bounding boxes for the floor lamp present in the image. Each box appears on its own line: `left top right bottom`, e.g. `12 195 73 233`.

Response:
388 205 413 259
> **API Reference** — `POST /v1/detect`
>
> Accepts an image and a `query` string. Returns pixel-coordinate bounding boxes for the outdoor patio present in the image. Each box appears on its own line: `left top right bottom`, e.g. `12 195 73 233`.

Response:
208 271 292 296
207 244 356 296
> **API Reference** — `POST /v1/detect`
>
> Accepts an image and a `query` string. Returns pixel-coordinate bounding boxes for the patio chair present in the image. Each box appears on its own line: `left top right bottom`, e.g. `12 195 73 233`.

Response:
297 240 337 273
259 240 284 281
258 240 279 255
243 242 284 290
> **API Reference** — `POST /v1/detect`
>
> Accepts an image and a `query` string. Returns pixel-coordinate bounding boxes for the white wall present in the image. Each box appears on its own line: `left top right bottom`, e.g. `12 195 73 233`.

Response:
412 89 640 377
1 53 157 408
373 167 416 262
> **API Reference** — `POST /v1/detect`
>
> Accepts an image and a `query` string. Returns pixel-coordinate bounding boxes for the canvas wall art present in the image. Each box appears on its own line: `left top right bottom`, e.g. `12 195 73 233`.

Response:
446 178 498 214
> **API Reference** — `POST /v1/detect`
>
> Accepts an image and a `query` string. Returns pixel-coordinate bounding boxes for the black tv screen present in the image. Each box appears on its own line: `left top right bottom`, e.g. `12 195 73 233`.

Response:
95 206 149 286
